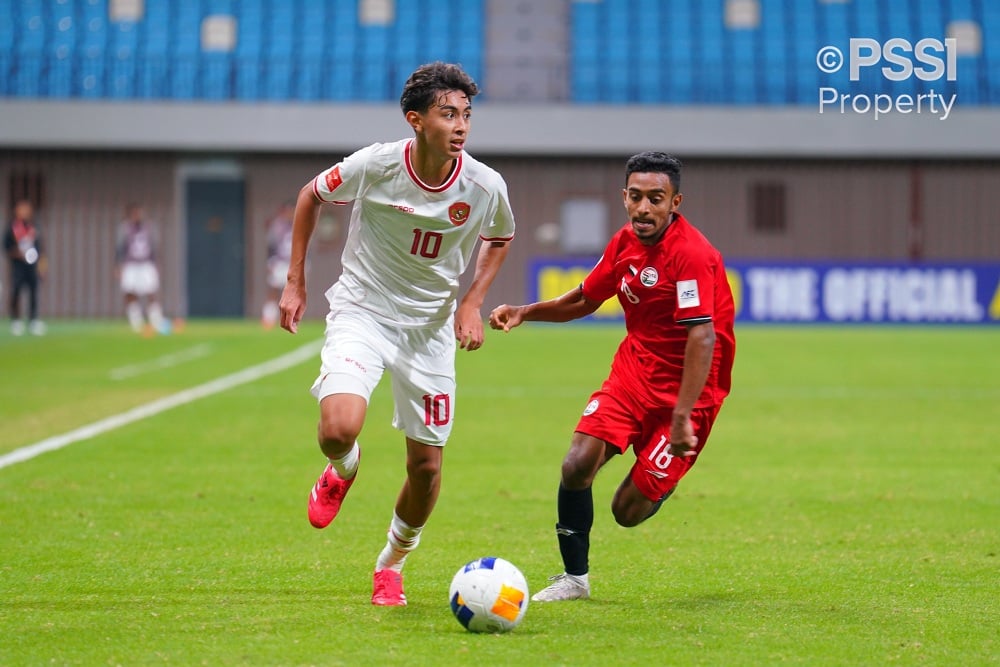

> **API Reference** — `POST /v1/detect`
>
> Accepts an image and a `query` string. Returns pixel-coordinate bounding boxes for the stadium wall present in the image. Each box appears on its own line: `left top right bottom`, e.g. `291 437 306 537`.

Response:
2 143 998 321
2 100 1000 158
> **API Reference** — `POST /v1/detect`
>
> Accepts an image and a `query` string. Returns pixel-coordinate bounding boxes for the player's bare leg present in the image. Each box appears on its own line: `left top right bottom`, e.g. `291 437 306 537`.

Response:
372 437 443 606
533 433 616 602
124 293 144 333
146 297 166 333
307 393 366 529
261 287 280 329
610 476 665 527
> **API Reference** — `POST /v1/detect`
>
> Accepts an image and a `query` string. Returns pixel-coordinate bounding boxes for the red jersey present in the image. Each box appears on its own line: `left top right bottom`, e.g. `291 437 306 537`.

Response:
581 213 735 408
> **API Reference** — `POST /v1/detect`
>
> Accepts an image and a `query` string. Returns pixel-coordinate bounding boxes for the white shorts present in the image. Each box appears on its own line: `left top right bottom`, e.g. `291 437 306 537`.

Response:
266 258 289 290
120 261 160 296
310 306 456 446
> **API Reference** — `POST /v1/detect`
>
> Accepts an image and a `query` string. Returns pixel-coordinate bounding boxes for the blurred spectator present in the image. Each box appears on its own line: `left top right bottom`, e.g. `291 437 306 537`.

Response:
116 203 167 335
261 201 295 329
4 199 46 336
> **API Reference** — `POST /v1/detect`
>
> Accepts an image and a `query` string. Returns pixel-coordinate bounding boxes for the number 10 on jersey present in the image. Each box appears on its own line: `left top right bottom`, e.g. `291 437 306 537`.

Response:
411 228 443 259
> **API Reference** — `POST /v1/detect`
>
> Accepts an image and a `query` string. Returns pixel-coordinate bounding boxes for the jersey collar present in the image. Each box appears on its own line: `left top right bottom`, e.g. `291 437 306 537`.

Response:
404 139 462 193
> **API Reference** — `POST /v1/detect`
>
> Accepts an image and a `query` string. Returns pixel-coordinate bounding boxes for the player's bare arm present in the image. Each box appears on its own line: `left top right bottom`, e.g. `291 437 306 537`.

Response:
278 184 322 334
455 240 510 351
669 321 716 457
489 285 602 332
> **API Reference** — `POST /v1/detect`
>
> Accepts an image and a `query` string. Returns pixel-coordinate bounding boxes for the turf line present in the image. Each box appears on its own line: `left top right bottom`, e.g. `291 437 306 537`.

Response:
109 343 215 380
0 339 322 470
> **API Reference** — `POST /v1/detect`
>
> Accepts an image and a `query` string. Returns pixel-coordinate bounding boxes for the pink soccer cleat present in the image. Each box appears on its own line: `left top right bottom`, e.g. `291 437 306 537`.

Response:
307 463 356 529
372 570 407 606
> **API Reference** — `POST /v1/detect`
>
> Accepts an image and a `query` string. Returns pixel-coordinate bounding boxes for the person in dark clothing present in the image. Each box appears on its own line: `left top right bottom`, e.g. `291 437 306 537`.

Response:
3 199 46 336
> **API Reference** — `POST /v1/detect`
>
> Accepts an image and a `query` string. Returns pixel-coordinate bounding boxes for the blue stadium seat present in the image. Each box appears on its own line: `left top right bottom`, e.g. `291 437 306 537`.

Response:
689 0 726 103
571 62 600 103
264 0 296 44
235 57 261 101
301 4 327 57
392 1 420 62
81 12 107 51
46 0 78 97
170 56 198 100
295 62 324 101
235 0 262 102
0 54 10 96
451 3 474 63
0 1 14 46
570 0 600 102
359 26 390 100
759 0 790 104
946 0 975 22
137 56 169 99
817 0 851 50
788 1 819 104
143 0 171 55
199 53 232 100
634 0 663 103
83 0 108 19
852 1 879 38
79 50 106 98
264 59 293 101
14 54 43 98
662 1 694 104
325 60 356 102
602 0 630 102
983 3 1000 102
15 1 46 54
171 1 202 55
1 0 994 107
728 28 758 104
204 0 235 14
109 48 137 99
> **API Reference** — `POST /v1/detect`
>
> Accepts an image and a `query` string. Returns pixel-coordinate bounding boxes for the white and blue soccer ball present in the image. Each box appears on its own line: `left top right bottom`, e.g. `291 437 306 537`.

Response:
449 556 529 633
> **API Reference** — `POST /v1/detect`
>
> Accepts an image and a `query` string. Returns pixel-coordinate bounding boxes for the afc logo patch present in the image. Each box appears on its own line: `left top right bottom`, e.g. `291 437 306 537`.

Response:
449 202 471 226
677 279 700 308
582 399 599 416
325 166 343 193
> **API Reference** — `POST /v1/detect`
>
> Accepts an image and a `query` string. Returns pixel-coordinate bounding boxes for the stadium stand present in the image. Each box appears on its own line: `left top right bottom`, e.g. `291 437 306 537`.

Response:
0 0 995 104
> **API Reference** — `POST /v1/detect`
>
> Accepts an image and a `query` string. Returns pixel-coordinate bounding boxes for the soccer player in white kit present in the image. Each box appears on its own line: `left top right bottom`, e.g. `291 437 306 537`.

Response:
278 62 515 606
116 203 166 334
261 201 294 329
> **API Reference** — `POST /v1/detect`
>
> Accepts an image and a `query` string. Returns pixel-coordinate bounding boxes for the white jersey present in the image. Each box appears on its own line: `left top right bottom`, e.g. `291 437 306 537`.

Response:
312 139 516 327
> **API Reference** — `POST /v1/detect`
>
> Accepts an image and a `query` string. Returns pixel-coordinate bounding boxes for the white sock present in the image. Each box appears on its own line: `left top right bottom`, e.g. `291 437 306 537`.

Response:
375 512 423 573
262 300 279 325
147 302 165 330
329 441 360 480
126 302 144 332
568 572 589 587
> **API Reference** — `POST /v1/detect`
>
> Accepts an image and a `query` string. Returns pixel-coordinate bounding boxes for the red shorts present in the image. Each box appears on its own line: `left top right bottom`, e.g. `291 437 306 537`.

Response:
575 378 722 502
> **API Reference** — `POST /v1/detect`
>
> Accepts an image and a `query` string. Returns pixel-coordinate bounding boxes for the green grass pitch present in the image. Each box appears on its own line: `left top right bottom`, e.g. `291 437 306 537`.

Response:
1 321 996 666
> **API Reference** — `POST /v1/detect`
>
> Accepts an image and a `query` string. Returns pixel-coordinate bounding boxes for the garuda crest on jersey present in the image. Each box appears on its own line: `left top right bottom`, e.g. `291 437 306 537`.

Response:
449 202 471 226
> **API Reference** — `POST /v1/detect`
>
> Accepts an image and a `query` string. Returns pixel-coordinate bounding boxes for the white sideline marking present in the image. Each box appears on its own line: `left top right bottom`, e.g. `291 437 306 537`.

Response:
109 343 214 380
0 340 321 470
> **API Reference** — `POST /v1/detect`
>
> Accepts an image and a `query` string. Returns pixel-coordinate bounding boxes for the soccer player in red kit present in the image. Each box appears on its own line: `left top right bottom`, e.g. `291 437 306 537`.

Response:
489 152 735 601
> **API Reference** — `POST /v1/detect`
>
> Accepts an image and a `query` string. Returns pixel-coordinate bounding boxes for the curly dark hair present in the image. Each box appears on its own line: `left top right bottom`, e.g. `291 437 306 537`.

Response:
399 62 480 114
625 151 683 192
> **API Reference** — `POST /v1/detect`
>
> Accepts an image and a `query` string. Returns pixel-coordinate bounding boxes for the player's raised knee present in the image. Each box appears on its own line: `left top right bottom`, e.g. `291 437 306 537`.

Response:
611 501 648 528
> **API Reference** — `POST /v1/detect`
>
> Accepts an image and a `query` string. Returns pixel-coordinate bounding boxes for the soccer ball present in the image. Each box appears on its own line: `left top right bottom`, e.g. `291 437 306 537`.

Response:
448 557 529 633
